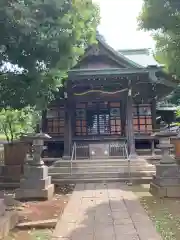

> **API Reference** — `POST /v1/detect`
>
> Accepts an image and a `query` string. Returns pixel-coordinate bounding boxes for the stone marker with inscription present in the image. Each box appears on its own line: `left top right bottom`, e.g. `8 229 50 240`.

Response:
150 131 180 197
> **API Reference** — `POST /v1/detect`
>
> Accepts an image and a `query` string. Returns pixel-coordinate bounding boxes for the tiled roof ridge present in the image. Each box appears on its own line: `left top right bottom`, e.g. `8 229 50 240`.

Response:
119 48 151 55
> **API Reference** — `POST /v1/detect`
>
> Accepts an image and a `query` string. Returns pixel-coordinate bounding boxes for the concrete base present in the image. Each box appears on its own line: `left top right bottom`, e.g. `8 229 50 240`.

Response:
15 184 54 200
150 182 180 198
149 162 180 197
15 164 55 201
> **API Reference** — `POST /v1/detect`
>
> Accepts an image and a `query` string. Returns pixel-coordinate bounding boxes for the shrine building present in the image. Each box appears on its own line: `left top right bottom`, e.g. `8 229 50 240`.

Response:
42 36 177 160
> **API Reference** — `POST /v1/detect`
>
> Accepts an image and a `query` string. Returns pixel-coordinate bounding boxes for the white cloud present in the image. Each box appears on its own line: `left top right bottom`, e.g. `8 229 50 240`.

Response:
93 0 155 50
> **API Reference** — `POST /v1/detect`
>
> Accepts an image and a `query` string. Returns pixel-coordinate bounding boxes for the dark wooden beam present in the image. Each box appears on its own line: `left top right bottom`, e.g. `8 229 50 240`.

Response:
151 84 157 131
120 98 126 137
69 73 147 85
41 110 47 133
63 100 72 160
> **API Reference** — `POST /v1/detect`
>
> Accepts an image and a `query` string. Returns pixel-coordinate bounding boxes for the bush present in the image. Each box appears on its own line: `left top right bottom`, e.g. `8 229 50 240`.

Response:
0 107 41 143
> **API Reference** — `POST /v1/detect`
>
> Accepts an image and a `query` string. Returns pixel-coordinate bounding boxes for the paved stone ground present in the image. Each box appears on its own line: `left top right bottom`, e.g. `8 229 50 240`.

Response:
52 183 162 240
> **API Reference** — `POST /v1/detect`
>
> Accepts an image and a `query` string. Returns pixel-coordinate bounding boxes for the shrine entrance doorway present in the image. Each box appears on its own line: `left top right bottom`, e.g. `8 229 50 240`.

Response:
75 101 121 137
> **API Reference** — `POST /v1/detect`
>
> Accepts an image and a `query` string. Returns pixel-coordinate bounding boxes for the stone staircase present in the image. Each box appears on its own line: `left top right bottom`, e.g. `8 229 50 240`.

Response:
49 158 156 184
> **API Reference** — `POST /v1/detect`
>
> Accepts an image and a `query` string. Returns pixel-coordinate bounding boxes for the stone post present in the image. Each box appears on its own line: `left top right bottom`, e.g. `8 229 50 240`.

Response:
15 133 54 200
172 135 180 164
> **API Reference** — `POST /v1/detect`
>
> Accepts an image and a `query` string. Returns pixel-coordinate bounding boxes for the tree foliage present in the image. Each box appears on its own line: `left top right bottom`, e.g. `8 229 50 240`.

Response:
0 107 40 143
0 0 100 109
139 0 180 78
139 0 180 104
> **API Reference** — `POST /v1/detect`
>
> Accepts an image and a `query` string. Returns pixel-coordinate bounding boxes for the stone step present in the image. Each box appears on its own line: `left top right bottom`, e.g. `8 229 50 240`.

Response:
49 170 154 179
74 168 155 174
53 160 154 167
49 166 155 174
74 162 154 165
52 176 152 184
0 182 19 189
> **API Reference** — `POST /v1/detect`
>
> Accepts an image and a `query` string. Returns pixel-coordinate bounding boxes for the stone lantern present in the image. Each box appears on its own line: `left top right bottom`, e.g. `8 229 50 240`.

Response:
15 133 54 200
172 132 180 164
155 131 177 164
31 133 51 166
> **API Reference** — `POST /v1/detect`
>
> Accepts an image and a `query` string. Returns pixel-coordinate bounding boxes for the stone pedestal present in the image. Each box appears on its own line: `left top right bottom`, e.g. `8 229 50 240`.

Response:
150 131 179 197
15 165 54 200
150 164 180 197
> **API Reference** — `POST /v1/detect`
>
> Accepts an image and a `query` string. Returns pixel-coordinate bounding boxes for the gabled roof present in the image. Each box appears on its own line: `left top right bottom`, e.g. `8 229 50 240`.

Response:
95 35 143 68
69 35 177 89
74 36 163 70
74 35 146 70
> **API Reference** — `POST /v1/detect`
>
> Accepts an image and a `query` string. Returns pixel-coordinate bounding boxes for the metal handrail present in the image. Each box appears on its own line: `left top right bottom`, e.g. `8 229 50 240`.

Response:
124 143 129 159
124 143 132 185
70 142 76 175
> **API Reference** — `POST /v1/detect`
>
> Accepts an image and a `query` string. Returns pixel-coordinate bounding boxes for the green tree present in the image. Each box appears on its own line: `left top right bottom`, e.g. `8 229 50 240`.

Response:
0 0 100 109
0 107 40 143
139 0 180 104
139 0 180 76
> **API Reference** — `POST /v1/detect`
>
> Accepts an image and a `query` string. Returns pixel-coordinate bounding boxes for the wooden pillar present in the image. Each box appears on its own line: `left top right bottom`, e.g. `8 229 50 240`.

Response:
71 99 76 139
41 110 47 133
126 81 137 159
63 100 72 160
121 97 126 137
151 98 157 132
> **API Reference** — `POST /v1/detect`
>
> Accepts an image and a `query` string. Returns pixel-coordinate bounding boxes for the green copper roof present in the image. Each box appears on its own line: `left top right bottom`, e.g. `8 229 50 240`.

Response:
119 49 162 68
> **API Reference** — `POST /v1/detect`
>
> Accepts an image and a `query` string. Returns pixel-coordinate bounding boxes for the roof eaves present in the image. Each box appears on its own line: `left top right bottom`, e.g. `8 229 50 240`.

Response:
156 77 177 88
68 67 159 78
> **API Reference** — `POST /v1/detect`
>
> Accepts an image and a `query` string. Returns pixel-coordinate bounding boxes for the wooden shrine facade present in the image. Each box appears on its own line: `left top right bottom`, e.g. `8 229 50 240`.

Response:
42 36 177 159
46 102 153 137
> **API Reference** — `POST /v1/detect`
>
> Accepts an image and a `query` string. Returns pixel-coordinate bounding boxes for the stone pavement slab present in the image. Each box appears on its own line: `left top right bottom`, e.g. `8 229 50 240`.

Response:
52 182 162 240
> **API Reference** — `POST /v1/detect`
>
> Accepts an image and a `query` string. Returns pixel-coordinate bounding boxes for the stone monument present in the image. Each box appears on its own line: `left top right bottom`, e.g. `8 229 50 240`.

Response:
149 131 180 197
15 133 54 200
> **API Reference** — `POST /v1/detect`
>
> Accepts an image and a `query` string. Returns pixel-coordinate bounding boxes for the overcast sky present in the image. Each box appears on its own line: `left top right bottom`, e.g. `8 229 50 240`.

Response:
93 0 155 50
